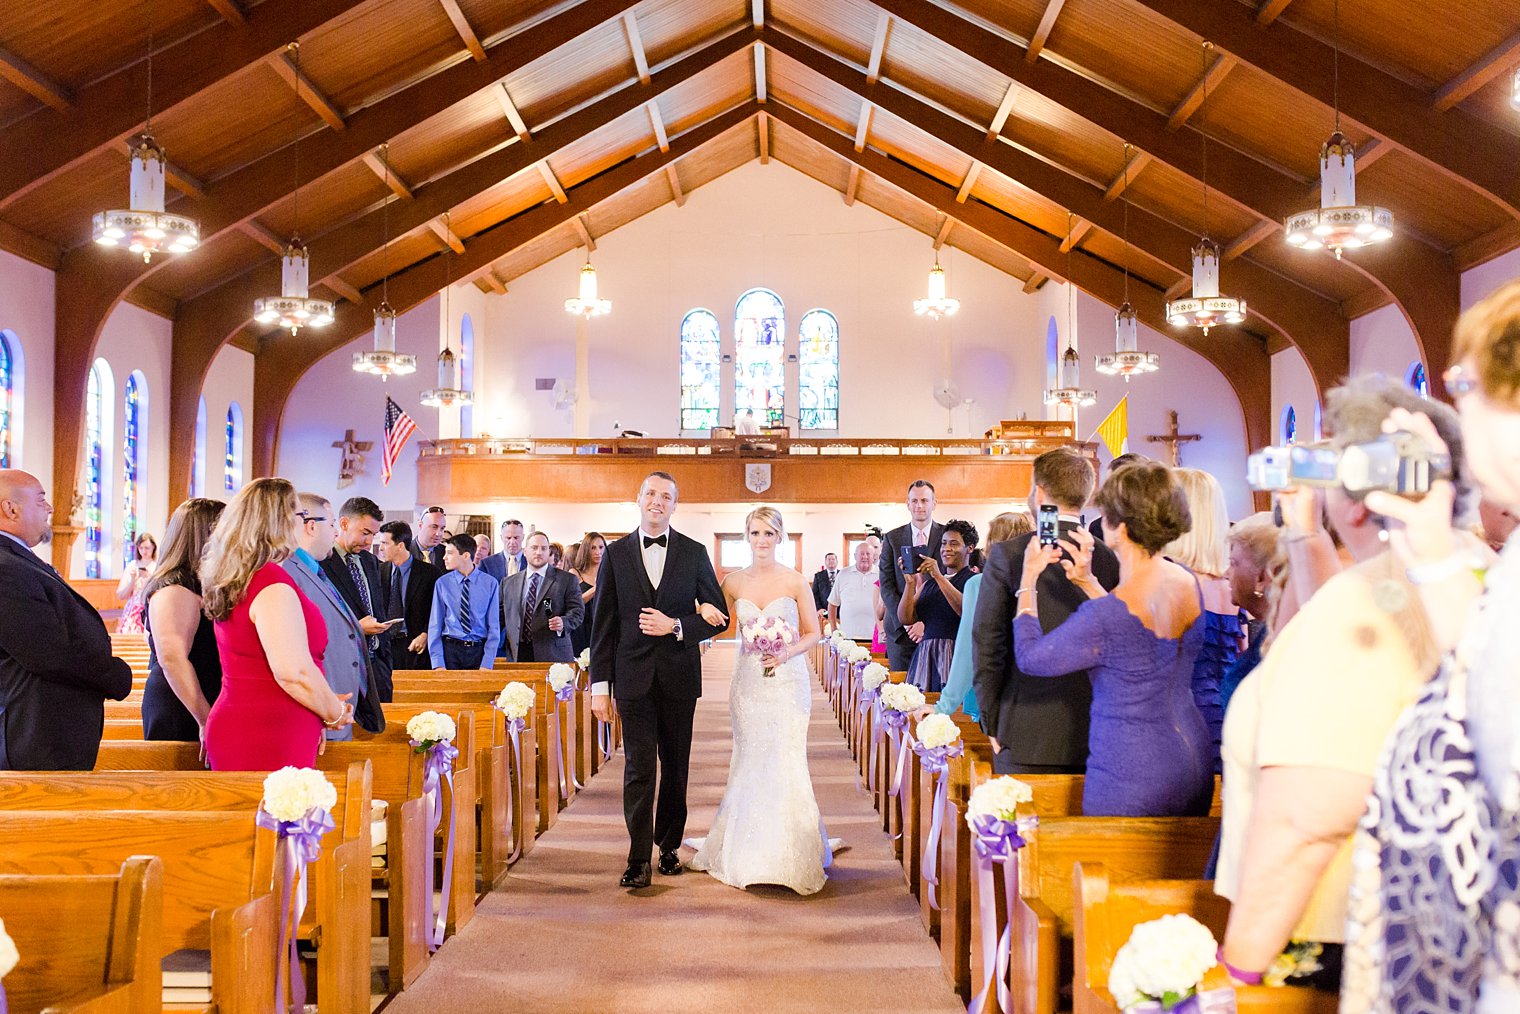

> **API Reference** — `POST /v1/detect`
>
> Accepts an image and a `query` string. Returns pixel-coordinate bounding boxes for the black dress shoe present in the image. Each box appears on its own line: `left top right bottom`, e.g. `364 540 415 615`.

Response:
619 861 652 889
657 850 683 876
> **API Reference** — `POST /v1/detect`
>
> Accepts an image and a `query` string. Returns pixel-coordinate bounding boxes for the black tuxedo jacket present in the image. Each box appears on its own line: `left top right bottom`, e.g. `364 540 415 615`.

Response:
810 569 836 611
380 557 439 659
877 521 945 647
501 567 584 663
411 540 446 570
0 536 133 769
321 548 393 701
972 522 1120 768
589 530 726 702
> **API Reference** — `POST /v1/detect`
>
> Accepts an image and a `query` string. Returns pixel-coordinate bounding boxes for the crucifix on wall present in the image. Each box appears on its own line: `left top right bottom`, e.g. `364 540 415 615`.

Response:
1147 409 1201 466
332 430 373 488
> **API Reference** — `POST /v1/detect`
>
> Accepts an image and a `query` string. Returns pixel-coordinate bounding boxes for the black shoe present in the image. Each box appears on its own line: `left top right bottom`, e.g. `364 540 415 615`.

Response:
657 850 683 876
619 861 652 889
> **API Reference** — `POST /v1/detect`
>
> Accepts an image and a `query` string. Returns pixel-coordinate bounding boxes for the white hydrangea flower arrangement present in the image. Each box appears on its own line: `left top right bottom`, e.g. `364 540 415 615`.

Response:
495 681 536 721
405 711 456 749
577 648 591 670
860 662 889 693
878 682 926 714
261 767 339 823
966 776 1033 825
846 644 872 664
1107 913 1220 1011
547 663 577 695
914 713 961 750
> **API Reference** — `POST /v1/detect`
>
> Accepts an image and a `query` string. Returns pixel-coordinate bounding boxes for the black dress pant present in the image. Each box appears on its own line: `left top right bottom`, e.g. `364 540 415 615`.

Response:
391 636 430 670
886 635 914 673
617 684 698 863
992 751 1085 776
441 637 484 670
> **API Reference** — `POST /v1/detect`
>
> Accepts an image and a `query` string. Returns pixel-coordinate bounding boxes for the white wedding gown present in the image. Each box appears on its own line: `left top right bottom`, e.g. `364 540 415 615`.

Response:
686 596 832 895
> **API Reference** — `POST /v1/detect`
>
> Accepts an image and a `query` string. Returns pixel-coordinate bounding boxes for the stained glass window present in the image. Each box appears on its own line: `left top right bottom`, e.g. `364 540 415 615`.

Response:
191 397 206 497
679 309 721 431
460 314 475 437
0 331 12 469
734 288 785 427
798 309 839 430
1282 405 1297 444
1407 362 1430 398
122 372 144 567
224 403 242 493
85 362 107 579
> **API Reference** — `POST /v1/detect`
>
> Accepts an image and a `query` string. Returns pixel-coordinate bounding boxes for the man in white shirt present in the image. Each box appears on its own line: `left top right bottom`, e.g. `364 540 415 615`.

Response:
877 480 944 671
734 409 760 435
828 543 879 639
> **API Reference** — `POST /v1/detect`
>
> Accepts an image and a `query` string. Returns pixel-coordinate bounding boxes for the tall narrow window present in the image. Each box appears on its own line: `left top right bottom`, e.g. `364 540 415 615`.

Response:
679 309 721 431
1406 361 1430 398
1282 405 1298 444
85 361 110 579
798 309 839 430
224 403 243 493
460 314 475 438
733 288 785 427
0 331 12 469
191 397 207 498
122 372 146 567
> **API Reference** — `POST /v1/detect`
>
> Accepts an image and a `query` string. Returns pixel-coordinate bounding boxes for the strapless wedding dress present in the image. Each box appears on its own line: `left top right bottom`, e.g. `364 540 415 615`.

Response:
686 596 831 895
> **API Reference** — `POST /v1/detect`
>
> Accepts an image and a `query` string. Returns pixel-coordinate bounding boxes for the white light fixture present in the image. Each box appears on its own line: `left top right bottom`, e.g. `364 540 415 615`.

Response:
1512 66 1520 110
1045 214 1096 410
421 212 471 408
564 257 611 317
1097 143 1160 380
1166 41 1245 335
1283 0 1393 258
91 5 199 262
353 143 417 380
913 255 961 319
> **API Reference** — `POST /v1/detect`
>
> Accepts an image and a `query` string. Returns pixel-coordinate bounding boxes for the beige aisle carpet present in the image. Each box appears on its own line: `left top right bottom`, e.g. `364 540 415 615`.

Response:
381 642 963 1013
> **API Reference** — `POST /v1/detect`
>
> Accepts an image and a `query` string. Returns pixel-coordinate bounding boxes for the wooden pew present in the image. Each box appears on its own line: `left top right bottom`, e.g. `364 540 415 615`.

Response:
0 810 282 1014
0 856 162 1014
1072 863 1339 1014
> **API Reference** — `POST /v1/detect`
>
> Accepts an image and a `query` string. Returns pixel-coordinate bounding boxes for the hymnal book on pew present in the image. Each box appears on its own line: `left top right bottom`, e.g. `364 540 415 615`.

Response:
162 948 212 1001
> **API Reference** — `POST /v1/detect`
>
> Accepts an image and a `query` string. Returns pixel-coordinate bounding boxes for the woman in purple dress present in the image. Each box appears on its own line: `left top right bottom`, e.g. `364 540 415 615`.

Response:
1014 461 1212 817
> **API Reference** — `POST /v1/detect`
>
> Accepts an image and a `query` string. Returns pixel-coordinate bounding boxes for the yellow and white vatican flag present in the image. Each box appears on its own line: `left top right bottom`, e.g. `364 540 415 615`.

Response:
1091 395 1129 457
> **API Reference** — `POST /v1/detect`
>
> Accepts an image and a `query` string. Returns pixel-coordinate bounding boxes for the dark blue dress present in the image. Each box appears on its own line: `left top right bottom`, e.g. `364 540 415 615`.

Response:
1192 609 1243 775
1013 592 1212 817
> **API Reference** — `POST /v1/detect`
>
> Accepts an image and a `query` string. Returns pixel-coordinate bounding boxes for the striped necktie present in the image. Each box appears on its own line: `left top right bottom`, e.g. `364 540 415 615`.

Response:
459 574 473 638
345 552 378 651
523 572 540 639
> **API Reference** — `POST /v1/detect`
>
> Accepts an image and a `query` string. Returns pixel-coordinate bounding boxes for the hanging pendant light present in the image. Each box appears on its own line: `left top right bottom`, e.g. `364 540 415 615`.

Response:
422 213 472 409
564 253 612 318
1511 66 1520 110
354 143 417 380
913 237 960 319
1166 41 1245 335
1097 143 1160 380
92 3 199 262
255 44 335 336
1283 0 1393 258
1045 214 1097 410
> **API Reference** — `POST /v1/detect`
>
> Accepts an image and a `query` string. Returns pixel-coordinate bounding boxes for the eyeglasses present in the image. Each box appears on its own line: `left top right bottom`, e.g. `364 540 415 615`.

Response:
297 512 328 524
1443 363 1480 399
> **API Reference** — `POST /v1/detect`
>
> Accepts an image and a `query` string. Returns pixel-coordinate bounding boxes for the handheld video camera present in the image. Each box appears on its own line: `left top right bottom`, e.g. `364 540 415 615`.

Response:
1246 431 1451 499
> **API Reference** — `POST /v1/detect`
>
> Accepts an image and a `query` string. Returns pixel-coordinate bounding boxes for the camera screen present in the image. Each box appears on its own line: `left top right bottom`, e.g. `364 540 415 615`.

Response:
1038 506 1059 546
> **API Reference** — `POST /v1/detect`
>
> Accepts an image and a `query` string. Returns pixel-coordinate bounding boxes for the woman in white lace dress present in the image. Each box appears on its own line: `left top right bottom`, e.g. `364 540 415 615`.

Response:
687 506 833 895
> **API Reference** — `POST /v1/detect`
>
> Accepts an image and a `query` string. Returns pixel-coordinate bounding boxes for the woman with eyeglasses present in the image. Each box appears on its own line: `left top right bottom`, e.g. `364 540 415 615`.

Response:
1337 281 1520 1014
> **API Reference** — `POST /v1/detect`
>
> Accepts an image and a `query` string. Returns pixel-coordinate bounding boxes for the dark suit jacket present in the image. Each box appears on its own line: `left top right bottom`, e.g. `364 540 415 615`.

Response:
810 569 836 612
321 547 393 702
479 552 525 582
380 557 439 667
589 530 726 702
411 540 446 570
501 567 584 663
877 521 944 648
283 556 385 736
0 536 133 769
971 521 1120 768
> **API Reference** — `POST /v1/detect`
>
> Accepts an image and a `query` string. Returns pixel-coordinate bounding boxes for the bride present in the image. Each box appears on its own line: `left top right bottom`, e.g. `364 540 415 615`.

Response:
686 505 833 895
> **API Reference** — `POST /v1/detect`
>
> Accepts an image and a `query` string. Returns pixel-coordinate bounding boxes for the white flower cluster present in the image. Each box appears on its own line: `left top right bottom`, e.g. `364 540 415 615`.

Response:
829 631 853 650
846 644 872 664
966 776 1033 824
1107 913 1219 1009
878 682 926 714
495 681 536 720
0 916 17 980
547 663 577 693
405 711 457 747
860 662 889 692
915 713 961 750
577 648 591 670
262 766 339 823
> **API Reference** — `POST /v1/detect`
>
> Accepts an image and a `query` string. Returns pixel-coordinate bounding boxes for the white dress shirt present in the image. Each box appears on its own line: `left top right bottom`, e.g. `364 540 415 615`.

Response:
911 522 933 547
828 567 878 639
591 528 674 698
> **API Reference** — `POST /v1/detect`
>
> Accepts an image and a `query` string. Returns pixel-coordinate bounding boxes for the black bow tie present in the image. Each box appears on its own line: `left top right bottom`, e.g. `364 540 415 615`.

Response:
642 534 667 549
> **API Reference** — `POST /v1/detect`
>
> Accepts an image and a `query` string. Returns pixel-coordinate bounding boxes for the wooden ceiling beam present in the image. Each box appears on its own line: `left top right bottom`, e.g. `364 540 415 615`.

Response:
440 0 487 62
754 43 768 102
1022 271 1049 293
1103 148 1151 199
0 219 62 270
428 216 466 254
956 159 983 203
1167 49 1237 131
253 104 759 478
853 101 873 151
480 273 508 295
866 14 892 84
766 103 1271 452
362 148 414 199
1453 221 1520 272
1222 219 1279 261
239 219 288 253
1025 0 1067 63
648 101 670 152
622 12 651 86
267 47 346 131
496 84 532 141
570 213 595 251
1432 28 1520 111
135 145 208 198
0 0 371 210
322 274 362 303
538 161 569 203
125 286 179 320
205 0 247 25
666 163 686 207
0 45 74 112
843 164 860 206
758 111 770 164
987 82 1019 140
1340 286 1391 320
933 216 954 249
1254 0 1293 25
1059 217 1092 252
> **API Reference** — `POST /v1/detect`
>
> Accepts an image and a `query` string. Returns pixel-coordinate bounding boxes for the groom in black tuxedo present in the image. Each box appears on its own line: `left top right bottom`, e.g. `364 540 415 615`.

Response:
590 471 728 889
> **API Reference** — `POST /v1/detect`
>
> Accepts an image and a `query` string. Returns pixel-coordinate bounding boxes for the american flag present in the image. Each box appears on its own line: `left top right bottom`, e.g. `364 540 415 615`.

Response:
381 397 417 486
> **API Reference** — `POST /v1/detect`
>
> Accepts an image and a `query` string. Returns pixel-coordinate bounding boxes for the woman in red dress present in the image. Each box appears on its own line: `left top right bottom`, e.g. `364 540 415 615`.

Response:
200 478 352 770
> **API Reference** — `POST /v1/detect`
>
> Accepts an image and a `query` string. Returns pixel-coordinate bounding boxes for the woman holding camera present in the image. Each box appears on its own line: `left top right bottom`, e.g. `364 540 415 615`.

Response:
897 519 977 694
1340 281 1520 1014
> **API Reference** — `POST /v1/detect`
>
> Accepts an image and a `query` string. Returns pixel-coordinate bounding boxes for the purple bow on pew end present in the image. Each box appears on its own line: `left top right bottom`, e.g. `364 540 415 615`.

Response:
411 738 461 952
966 812 1038 1014
1126 987 1238 1014
255 805 335 1014
913 740 965 910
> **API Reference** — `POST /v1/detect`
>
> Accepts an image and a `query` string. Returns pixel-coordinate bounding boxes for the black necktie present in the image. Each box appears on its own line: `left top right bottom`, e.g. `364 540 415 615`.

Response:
390 568 406 636
643 534 667 549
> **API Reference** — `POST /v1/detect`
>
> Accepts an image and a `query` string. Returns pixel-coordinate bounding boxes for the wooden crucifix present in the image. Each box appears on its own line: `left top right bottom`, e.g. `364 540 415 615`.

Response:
332 430 374 489
1146 410 1201 466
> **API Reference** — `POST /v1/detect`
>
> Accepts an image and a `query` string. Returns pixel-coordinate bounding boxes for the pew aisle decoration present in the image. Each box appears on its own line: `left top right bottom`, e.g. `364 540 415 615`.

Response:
858 662 890 790
547 663 580 793
1108 914 1233 1013
577 649 590 670
879 683 927 838
406 711 460 952
0 915 15 1014
259 767 338 1014
912 713 964 910
576 649 612 760
494 681 537 863
966 776 1037 1014
740 613 797 678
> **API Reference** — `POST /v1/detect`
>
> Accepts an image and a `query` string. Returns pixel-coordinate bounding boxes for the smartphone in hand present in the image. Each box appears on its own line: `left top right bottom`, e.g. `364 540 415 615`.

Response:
1038 504 1060 547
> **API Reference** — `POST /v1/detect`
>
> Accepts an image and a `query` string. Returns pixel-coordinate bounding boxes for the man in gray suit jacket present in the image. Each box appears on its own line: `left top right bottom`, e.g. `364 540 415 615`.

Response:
501 531 584 663
285 493 384 739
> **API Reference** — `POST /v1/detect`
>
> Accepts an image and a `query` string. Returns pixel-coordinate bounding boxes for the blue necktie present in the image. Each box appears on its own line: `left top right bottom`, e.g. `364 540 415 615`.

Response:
459 575 473 638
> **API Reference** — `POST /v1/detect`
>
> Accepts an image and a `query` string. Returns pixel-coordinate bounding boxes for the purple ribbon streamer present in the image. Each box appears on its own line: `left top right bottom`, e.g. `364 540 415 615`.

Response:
913 740 965 911
552 683 585 790
1 983 7 1014
885 717 916 843
255 805 333 1014
413 738 460 951
502 715 526 864
965 813 1036 1014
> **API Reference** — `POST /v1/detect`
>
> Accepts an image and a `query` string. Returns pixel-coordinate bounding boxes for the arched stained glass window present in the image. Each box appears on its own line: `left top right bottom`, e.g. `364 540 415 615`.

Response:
734 288 785 427
224 403 243 493
679 309 721 431
0 331 12 469
1282 405 1298 444
122 372 146 567
85 361 110 579
460 314 475 438
191 397 207 498
798 309 839 431
1406 361 1430 398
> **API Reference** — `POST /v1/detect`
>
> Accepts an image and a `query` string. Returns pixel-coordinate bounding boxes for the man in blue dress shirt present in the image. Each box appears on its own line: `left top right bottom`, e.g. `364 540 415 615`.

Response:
429 533 501 669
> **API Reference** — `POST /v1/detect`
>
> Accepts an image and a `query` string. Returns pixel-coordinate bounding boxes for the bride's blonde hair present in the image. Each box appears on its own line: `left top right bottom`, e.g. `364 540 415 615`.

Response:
745 505 786 542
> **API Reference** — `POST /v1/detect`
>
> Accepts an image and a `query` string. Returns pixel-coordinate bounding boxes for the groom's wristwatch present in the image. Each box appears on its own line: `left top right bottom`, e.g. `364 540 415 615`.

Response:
672 619 683 641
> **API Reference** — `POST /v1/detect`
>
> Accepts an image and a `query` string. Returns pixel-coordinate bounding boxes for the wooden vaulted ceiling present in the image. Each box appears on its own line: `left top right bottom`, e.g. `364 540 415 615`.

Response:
2 0 1519 503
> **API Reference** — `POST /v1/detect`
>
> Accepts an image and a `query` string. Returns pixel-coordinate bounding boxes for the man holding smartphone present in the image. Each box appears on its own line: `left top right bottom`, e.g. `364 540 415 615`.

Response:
501 531 583 663
322 495 397 702
878 480 944 671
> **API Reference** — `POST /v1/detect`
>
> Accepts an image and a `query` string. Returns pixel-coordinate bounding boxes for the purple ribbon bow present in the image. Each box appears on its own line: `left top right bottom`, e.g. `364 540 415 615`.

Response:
913 739 965 910
498 713 528 863
412 738 460 951
1126 987 1238 1014
255 804 335 1014
966 812 1037 1014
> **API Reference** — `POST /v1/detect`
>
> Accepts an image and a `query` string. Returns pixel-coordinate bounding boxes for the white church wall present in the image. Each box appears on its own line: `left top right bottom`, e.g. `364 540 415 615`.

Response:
1350 302 1424 382
1462 247 1520 309
1271 345 1320 447
201 344 255 497
0 249 55 488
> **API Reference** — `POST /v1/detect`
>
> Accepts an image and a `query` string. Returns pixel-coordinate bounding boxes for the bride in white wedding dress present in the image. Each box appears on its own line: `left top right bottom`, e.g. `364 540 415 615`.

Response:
686 506 835 895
